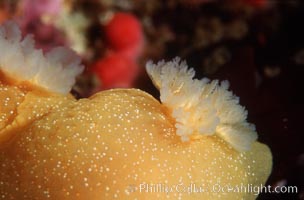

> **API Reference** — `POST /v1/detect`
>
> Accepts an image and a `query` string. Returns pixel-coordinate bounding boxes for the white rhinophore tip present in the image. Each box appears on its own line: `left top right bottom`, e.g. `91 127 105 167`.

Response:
0 21 84 94
146 57 257 152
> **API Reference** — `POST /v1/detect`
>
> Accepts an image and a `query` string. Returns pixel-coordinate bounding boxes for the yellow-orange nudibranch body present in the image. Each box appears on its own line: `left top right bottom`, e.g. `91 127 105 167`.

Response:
0 21 272 200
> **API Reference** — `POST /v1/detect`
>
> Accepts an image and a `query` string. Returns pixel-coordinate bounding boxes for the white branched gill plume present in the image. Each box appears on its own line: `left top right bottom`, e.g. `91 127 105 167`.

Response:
0 21 84 94
146 58 258 151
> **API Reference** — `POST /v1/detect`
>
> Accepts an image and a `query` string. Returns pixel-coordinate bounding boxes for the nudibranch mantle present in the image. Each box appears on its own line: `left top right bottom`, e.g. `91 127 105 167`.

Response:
0 21 272 200
146 58 257 151
0 21 84 94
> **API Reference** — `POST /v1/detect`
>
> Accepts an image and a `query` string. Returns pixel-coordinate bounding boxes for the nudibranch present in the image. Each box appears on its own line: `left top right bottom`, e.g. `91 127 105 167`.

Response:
0 21 272 200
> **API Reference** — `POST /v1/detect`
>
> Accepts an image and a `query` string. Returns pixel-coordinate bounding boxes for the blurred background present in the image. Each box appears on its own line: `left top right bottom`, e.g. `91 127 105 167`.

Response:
0 0 303 199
